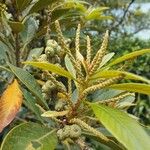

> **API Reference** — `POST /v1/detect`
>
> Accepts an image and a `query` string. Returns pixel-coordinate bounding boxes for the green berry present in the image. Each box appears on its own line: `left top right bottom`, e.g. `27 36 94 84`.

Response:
56 46 64 57
57 129 64 140
46 40 58 48
42 80 55 93
63 125 71 138
45 47 55 57
70 124 81 138
37 54 47 62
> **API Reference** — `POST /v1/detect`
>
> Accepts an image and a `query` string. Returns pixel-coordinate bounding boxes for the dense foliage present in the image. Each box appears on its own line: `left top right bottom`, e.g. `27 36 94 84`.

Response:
0 0 150 149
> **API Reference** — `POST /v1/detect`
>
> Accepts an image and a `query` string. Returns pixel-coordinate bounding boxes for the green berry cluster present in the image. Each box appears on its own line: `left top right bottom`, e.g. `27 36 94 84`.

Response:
45 39 64 60
42 80 56 100
57 124 81 140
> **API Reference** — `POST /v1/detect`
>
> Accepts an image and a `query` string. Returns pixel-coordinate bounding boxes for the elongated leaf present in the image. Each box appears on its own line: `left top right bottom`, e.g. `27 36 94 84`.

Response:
85 7 109 20
8 63 48 109
21 17 39 44
0 41 8 61
29 0 60 13
42 110 69 118
91 103 150 150
8 21 24 33
0 66 11 72
109 83 150 95
22 89 43 123
65 55 76 78
99 52 115 68
16 0 32 11
0 80 22 133
26 47 44 61
106 49 150 68
0 122 57 150
23 61 74 79
90 70 150 84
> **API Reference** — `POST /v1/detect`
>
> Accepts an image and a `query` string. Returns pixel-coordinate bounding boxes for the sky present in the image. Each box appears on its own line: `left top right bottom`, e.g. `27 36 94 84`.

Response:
131 2 150 40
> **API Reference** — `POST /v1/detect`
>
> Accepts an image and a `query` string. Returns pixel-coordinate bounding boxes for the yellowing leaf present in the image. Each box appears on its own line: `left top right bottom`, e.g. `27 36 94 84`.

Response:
109 83 150 95
106 49 150 68
23 61 74 79
8 21 24 33
0 79 23 133
90 70 150 84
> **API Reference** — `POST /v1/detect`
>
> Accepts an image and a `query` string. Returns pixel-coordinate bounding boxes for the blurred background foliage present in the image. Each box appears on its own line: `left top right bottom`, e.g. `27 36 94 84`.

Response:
0 0 149 130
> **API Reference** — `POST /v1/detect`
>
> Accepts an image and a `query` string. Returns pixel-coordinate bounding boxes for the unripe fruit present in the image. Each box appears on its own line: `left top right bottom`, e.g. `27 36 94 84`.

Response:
70 124 81 138
46 39 58 48
45 47 55 57
42 80 55 93
63 125 71 138
57 129 64 140
56 46 65 57
37 54 47 62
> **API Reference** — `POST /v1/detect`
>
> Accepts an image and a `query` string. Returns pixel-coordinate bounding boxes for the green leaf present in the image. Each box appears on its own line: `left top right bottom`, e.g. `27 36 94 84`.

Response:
65 55 76 78
0 122 57 150
99 52 115 68
29 0 60 14
8 21 24 33
8 63 48 109
26 47 44 61
85 7 109 20
109 83 150 95
0 41 8 61
23 61 74 79
106 49 150 68
22 89 43 123
90 70 150 84
21 17 39 44
0 66 11 72
90 103 150 150
91 89 122 102
15 0 32 11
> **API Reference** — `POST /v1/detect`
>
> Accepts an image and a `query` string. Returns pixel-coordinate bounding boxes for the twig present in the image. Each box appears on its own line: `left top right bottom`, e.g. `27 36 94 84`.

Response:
110 0 135 31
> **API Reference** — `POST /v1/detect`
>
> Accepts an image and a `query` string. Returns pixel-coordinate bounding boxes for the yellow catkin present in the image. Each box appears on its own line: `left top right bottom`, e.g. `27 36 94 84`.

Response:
75 24 84 78
55 20 83 79
86 35 92 67
75 24 81 59
98 92 135 104
81 76 122 99
70 118 109 141
55 20 75 63
90 30 109 75
73 76 123 110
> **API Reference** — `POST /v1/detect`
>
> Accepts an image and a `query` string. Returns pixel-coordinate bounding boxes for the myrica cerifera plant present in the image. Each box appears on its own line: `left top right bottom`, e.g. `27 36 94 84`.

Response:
1 20 150 150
